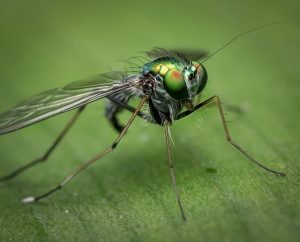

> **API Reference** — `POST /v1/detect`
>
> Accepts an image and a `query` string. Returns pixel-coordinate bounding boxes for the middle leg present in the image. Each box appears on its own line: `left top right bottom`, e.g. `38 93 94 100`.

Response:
22 96 148 203
163 121 186 221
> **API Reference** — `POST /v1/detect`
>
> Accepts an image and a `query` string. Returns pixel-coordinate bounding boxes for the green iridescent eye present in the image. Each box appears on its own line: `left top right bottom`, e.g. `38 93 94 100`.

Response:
163 69 188 100
195 64 208 94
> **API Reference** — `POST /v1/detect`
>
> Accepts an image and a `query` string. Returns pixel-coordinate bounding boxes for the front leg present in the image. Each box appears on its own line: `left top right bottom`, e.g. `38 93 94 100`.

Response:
176 95 286 176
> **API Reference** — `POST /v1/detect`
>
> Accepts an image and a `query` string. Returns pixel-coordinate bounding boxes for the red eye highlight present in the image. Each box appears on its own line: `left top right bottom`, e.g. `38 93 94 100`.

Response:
163 69 188 100
171 69 182 80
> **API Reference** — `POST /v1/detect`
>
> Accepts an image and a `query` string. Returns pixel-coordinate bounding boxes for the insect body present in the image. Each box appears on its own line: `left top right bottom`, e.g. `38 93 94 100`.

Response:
142 56 207 123
0 24 288 221
104 54 207 132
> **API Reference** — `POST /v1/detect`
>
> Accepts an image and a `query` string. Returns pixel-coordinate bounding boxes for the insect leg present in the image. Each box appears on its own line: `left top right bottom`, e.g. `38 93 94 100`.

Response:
106 96 146 133
163 122 186 221
0 106 86 182
176 95 286 176
22 96 148 203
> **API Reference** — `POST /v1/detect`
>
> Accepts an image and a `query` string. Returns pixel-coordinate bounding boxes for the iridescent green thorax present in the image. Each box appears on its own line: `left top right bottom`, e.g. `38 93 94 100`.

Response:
142 57 186 79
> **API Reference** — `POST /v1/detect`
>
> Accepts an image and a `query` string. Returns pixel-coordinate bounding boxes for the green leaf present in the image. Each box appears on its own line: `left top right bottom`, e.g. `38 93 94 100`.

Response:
0 1 299 242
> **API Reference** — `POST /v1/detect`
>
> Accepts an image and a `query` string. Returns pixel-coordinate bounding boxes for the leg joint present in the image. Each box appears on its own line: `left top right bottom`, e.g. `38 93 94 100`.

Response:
40 156 48 162
212 95 221 103
111 142 117 149
226 136 232 142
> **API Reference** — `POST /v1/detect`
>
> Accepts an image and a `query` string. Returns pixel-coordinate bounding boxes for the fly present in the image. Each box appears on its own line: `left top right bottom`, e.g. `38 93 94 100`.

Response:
0 22 289 221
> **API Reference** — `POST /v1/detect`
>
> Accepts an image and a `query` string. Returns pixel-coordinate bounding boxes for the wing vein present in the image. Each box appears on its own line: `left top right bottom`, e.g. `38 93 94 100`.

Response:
0 74 144 135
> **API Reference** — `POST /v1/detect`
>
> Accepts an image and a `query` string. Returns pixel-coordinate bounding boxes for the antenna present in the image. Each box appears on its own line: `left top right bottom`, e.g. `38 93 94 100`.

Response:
201 21 297 64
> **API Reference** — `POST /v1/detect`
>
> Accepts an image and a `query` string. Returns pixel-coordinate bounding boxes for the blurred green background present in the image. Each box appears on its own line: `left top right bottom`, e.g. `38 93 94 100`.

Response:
0 0 299 242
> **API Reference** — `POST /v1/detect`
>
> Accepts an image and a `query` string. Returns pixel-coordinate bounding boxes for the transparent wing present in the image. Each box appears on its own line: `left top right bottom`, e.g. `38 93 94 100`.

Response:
146 48 208 61
0 72 143 135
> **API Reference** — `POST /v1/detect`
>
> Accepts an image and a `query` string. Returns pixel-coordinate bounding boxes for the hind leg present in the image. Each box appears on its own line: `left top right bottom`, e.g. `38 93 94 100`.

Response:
0 106 86 182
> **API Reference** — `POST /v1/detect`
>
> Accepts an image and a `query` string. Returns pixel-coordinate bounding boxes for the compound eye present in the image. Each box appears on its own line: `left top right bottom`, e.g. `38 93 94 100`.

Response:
196 64 208 94
163 69 188 100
